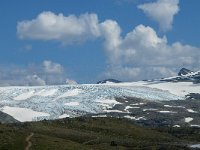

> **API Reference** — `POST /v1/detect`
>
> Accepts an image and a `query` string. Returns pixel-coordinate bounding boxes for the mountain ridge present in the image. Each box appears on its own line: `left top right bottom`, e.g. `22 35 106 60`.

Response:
160 68 200 83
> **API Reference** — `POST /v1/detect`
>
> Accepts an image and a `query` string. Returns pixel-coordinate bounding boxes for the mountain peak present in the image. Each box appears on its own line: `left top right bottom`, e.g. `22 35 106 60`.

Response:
178 68 193 76
97 79 121 84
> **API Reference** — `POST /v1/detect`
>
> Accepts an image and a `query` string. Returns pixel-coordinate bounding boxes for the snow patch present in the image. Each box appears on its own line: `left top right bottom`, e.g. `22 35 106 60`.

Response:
190 144 200 148
124 115 146 120
124 106 140 112
185 117 193 123
97 99 121 109
190 125 200 128
164 105 185 108
187 109 197 113
105 81 117 84
159 111 177 113
58 114 70 119
128 81 200 98
13 90 35 100
104 110 125 113
124 106 134 111
1 106 50 122
130 103 145 106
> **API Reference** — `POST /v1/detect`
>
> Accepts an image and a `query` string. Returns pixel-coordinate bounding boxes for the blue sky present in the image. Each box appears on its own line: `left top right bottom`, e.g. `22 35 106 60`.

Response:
0 0 200 85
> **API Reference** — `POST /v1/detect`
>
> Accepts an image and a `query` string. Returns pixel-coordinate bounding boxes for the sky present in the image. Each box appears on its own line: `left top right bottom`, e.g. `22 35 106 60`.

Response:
0 0 200 85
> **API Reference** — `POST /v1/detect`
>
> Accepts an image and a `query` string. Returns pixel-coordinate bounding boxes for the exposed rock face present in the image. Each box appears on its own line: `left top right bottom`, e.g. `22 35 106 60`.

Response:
178 68 193 76
97 79 121 84
89 97 200 128
0 111 18 124
161 68 200 83
186 93 200 100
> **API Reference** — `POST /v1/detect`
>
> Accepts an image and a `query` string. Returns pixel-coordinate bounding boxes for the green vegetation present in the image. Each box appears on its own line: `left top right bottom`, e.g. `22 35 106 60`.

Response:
0 117 199 150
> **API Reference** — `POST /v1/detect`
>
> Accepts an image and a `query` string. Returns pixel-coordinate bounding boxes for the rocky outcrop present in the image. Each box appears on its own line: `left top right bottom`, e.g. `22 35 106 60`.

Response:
161 68 200 83
0 111 18 124
97 79 121 84
178 68 193 76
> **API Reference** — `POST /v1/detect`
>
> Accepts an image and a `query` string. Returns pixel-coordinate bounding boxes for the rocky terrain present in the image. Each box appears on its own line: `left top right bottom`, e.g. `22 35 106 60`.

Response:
97 79 121 84
160 68 200 83
90 97 200 128
0 111 18 123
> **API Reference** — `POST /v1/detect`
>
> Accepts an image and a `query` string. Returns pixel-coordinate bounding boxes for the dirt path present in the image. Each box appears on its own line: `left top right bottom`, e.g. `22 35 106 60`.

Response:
83 137 100 145
25 132 34 150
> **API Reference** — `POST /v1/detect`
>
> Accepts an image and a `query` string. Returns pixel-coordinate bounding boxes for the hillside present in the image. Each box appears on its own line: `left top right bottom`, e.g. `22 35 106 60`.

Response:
1 117 199 150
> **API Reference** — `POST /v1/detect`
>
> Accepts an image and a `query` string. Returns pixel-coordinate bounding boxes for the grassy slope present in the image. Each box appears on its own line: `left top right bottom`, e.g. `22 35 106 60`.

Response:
0 117 199 150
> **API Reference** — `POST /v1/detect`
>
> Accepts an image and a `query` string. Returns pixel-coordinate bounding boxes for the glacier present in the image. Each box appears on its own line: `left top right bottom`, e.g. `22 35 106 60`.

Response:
0 83 183 122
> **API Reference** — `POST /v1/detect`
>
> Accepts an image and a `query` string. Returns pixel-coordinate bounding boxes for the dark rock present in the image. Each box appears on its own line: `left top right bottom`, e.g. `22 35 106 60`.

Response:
186 93 200 100
178 68 193 76
0 111 19 124
97 79 121 84
161 68 200 83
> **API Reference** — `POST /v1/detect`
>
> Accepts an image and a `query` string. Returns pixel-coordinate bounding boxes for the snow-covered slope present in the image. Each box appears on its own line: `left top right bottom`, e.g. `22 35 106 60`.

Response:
0 84 182 122
1 68 200 122
106 81 200 98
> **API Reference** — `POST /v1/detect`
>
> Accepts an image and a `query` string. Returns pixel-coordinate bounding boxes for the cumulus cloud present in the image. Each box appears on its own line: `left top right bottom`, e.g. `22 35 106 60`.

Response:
116 25 198 67
101 24 200 81
17 12 100 44
138 0 179 32
103 66 177 81
43 60 63 74
100 20 122 64
0 61 76 86
17 11 200 82
26 75 46 86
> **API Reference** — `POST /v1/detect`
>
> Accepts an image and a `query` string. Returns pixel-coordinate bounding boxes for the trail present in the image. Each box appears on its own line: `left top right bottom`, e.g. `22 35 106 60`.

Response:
83 137 100 145
25 132 34 150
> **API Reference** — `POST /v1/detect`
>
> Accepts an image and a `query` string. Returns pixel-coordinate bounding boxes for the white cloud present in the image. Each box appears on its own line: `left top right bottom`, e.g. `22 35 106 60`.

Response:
17 12 100 44
103 66 141 81
26 75 46 86
103 66 176 81
101 24 200 81
43 60 63 74
118 25 199 67
65 79 77 85
0 61 76 86
138 0 179 32
17 11 200 82
100 20 122 64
